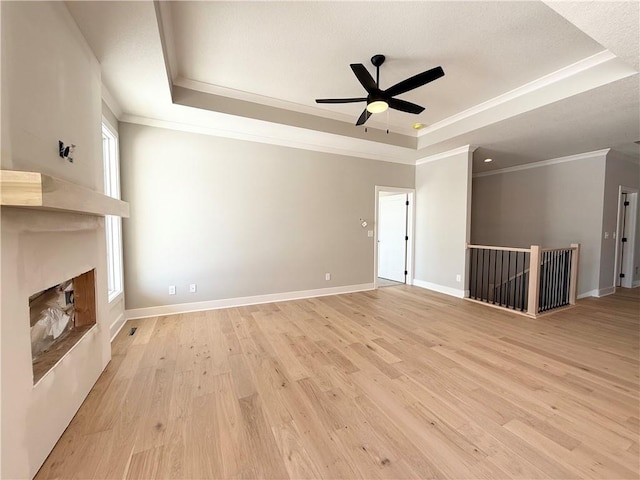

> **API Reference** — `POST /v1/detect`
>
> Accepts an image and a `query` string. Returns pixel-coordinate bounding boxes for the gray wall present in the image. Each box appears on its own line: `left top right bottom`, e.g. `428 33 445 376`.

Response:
600 151 640 288
471 154 607 296
414 150 472 295
120 123 414 310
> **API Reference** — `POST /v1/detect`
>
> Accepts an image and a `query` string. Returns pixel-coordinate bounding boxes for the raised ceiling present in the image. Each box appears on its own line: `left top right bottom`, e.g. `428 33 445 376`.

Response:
66 1 640 168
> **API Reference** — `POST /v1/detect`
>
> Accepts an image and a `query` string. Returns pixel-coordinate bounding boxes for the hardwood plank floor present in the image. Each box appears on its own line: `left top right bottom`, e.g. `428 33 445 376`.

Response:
36 287 640 479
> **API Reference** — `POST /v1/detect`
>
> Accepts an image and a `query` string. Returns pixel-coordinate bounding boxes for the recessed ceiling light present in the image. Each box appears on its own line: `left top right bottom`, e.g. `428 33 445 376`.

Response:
412 123 426 130
484 158 493 163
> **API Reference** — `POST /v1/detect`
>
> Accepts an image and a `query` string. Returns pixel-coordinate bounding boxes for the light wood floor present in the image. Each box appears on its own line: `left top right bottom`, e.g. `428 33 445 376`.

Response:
36 287 639 479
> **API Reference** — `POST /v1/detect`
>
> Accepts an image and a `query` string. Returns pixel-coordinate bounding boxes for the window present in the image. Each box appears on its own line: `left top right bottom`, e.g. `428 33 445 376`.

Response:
102 120 123 302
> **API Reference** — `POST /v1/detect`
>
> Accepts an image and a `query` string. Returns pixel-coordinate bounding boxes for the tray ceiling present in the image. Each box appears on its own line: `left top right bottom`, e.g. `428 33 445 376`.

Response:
65 1 640 168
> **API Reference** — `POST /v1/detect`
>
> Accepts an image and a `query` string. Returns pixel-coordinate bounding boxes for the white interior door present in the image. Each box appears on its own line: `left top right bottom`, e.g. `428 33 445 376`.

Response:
378 193 407 283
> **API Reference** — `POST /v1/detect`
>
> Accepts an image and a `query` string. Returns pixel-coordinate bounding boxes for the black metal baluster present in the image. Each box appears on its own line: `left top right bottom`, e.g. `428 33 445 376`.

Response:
480 249 485 302
538 252 548 312
514 251 520 310
552 252 560 308
505 251 511 308
567 250 573 304
499 250 504 306
523 251 528 310
564 250 570 305
493 250 498 305
474 248 479 299
549 252 557 310
470 249 475 298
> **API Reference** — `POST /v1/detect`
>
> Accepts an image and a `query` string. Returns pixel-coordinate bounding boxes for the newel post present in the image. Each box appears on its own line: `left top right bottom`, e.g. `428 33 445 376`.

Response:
569 243 580 305
527 245 541 317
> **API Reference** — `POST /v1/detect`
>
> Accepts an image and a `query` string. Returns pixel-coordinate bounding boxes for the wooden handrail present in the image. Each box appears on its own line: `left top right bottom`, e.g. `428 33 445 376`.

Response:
466 244 531 253
467 242 580 317
540 246 579 253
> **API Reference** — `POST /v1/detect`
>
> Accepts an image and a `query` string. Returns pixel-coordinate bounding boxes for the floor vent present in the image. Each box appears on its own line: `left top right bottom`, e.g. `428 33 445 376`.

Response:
129 327 137 336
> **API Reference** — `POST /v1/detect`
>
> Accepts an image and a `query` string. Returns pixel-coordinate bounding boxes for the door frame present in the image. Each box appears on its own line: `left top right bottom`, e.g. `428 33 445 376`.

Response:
374 186 416 289
613 186 639 290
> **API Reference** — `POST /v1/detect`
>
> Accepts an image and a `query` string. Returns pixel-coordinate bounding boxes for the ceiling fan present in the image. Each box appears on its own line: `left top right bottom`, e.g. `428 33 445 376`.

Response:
316 54 444 126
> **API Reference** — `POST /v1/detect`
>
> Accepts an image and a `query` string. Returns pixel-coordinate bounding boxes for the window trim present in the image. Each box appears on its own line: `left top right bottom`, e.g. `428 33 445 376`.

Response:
102 117 124 303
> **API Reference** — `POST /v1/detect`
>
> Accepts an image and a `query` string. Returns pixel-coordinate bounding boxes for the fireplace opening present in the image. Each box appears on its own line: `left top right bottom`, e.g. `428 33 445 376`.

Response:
29 269 97 384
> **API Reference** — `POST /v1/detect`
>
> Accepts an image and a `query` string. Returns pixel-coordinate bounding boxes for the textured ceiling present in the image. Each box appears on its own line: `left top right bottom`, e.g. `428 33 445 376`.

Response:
65 0 640 168
169 1 603 127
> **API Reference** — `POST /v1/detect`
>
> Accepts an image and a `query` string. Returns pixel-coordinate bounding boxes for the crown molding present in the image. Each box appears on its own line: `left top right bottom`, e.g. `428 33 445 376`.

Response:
101 83 123 120
417 50 618 138
415 145 477 165
120 114 416 165
473 148 611 178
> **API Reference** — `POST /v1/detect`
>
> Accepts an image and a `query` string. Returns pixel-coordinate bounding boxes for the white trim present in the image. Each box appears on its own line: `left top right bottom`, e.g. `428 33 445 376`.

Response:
473 148 611 178
125 283 374 320
102 83 123 120
374 187 416 289
109 313 126 342
119 114 415 166
417 51 617 138
412 279 466 299
596 286 616 297
416 145 476 165
577 289 598 299
632 280 640 288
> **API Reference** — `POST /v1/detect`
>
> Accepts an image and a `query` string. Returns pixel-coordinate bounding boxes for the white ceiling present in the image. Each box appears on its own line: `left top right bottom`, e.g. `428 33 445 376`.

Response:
65 1 640 169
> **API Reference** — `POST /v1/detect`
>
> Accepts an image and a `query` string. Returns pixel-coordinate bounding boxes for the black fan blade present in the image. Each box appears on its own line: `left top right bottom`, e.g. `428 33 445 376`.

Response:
316 98 367 104
356 108 371 126
384 66 444 97
350 64 377 93
388 98 425 114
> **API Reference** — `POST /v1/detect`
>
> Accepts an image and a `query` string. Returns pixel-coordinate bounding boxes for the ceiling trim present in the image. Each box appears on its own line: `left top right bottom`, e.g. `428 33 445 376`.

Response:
120 114 417 165
174 77 414 135
473 148 611 178
416 145 476 165
418 50 617 138
153 0 175 96
101 83 123 119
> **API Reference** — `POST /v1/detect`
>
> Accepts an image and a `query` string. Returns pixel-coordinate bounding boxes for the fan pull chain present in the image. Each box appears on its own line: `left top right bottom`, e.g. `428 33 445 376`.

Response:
386 109 389 134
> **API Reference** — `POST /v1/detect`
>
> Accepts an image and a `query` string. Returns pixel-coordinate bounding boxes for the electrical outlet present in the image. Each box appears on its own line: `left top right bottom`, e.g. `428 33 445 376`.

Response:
367 230 374 238
169 285 176 295
189 283 197 293
604 231 609 239
325 273 331 281
456 274 461 282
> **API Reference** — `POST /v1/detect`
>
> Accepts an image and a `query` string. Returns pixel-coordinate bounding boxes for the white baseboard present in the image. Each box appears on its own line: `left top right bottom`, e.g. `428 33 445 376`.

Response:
109 312 126 341
577 286 617 299
632 280 640 288
125 283 375 320
577 289 598 299
597 286 616 297
412 279 466 298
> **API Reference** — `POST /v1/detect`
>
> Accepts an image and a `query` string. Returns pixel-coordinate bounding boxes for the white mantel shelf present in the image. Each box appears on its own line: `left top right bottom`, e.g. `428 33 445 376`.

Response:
0 170 130 217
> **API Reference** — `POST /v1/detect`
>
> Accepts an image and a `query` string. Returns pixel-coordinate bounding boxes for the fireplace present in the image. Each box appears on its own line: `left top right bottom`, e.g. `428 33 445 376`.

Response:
30 269 97 384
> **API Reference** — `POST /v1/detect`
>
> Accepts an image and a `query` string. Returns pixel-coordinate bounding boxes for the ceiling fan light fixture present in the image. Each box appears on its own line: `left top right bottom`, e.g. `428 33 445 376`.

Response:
366 100 388 114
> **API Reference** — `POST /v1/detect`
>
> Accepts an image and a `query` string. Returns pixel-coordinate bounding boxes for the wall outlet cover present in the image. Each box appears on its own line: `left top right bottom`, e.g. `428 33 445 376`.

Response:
169 285 176 295
325 273 331 281
189 283 197 293
456 274 461 282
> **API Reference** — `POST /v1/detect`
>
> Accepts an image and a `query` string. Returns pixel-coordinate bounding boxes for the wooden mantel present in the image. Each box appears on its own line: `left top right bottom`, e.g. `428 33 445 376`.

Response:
0 170 129 217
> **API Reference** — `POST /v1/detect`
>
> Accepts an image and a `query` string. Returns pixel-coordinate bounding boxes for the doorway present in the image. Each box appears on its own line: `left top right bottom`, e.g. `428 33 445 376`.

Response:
614 187 638 289
374 187 415 288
